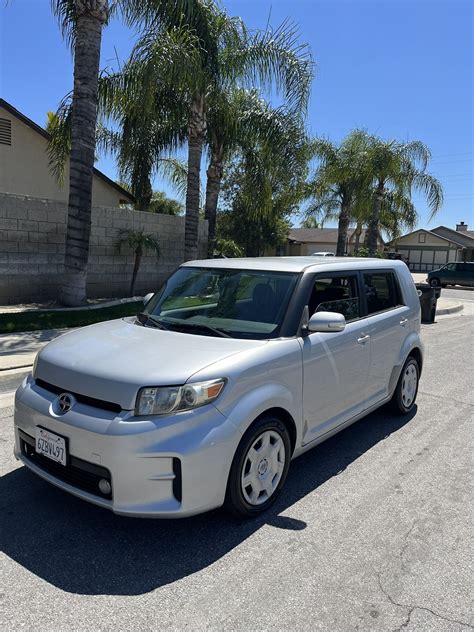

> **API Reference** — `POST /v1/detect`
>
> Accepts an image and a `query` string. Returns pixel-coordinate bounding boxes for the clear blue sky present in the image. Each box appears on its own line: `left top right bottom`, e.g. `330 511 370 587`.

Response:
1 0 472 230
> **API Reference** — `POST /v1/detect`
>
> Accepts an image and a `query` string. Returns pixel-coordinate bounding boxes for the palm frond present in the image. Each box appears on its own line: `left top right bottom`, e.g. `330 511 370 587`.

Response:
46 93 73 185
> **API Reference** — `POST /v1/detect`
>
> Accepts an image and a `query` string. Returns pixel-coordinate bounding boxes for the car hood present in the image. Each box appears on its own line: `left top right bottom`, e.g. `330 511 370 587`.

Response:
35 318 267 410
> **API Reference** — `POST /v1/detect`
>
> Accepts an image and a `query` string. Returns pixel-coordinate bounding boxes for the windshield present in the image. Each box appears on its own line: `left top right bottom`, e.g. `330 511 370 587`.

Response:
142 267 299 339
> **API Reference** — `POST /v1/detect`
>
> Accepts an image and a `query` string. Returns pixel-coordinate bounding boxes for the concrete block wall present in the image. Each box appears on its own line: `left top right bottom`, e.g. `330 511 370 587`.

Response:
0 193 208 304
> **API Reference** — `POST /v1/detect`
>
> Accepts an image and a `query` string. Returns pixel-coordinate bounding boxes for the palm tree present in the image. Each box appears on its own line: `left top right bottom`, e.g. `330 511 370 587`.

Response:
218 112 312 257
307 131 371 256
364 137 443 255
51 1 203 305
350 188 418 253
301 216 322 229
113 228 160 296
52 0 109 306
114 11 312 260
204 89 310 257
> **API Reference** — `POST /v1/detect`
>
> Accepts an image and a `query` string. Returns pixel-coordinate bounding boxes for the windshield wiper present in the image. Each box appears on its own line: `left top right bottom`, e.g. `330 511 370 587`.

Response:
137 312 170 330
173 321 232 338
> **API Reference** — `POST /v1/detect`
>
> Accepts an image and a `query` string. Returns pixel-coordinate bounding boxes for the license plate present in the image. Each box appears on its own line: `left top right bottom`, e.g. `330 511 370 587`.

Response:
35 427 67 466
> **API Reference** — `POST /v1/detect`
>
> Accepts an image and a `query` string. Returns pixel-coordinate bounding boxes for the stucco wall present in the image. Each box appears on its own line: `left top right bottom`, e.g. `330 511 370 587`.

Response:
392 230 450 247
0 105 128 207
0 193 208 304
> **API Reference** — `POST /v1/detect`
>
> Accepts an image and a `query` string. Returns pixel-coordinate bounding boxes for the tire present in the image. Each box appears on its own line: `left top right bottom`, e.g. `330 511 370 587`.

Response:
429 278 440 288
225 416 291 518
391 356 420 415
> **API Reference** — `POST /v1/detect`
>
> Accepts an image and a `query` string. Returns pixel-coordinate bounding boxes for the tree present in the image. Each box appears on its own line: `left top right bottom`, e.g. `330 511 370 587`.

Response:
364 137 443 255
52 0 109 306
218 113 312 256
204 88 311 257
301 216 323 229
113 228 160 296
51 0 201 304
307 131 371 256
149 192 183 215
113 11 312 260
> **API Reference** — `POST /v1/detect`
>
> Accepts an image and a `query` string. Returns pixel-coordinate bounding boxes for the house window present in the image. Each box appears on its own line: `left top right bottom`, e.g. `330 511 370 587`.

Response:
0 118 12 146
418 233 426 243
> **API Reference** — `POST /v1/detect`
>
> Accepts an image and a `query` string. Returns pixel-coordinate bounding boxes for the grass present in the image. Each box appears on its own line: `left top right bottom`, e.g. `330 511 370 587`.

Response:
0 302 142 334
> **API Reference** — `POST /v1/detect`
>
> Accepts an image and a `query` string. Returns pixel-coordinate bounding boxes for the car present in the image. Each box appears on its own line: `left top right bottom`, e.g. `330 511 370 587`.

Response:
427 262 474 288
311 251 335 257
14 257 423 519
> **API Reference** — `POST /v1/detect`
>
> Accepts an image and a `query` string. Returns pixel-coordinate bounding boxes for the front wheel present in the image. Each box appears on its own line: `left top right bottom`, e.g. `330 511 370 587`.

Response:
225 416 291 518
391 357 420 415
429 278 440 288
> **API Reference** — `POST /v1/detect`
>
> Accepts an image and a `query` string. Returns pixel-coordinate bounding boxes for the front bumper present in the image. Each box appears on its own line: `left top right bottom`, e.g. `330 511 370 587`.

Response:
13 376 241 518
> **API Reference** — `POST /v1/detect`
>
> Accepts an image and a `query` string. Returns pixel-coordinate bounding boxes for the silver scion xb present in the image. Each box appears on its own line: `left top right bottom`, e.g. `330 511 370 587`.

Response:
14 257 423 518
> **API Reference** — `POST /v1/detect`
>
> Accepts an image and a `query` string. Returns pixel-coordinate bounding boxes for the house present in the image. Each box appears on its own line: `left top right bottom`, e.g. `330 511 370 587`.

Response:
284 227 385 256
388 222 474 272
0 98 133 207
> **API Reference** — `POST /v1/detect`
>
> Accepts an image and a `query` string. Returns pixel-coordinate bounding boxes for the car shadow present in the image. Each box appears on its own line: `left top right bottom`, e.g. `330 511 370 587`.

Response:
1 406 416 596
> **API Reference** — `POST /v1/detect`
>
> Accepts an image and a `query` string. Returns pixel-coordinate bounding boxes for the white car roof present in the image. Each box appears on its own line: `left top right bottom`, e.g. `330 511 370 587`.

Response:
182 256 405 274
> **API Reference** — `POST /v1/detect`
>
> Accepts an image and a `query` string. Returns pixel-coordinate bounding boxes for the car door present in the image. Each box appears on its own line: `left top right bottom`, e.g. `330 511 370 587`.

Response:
441 262 456 284
300 272 371 445
362 270 411 404
454 263 469 286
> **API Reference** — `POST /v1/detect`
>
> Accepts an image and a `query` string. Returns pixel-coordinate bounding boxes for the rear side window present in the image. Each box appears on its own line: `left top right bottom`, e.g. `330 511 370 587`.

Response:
363 272 404 315
309 275 360 321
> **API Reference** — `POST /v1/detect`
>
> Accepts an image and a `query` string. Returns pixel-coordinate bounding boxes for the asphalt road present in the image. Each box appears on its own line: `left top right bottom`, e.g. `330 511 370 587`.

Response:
1 314 473 631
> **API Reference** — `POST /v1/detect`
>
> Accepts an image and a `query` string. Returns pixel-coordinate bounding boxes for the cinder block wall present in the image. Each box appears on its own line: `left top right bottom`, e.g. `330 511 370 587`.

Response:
0 193 208 304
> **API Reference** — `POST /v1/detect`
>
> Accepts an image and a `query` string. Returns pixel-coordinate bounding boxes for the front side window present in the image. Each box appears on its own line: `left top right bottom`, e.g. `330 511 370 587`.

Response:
308 275 360 321
143 267 299 339
363 272 403 315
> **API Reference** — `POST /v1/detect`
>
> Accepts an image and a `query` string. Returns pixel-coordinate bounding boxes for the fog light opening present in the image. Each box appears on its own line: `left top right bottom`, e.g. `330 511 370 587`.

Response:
98 478 111 495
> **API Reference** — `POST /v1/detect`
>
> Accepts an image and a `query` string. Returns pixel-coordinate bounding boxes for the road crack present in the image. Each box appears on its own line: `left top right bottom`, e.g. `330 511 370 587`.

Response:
377 574 473 631
417 390 474 407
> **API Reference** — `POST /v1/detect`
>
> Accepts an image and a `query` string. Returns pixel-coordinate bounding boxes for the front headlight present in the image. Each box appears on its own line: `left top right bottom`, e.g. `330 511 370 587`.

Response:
135 379 226 416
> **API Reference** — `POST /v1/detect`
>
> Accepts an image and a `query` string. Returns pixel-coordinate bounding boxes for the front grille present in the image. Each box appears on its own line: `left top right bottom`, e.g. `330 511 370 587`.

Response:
19 430 113 500
35 378 122 414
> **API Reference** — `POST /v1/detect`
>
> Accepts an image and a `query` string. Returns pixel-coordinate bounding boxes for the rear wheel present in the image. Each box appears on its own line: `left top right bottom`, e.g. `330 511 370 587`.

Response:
429 278 440 288
225 416 291 518
391 357 419 415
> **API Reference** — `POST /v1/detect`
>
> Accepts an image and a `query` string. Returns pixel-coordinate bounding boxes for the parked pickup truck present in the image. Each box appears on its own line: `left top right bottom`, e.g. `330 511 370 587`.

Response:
427 262 474 288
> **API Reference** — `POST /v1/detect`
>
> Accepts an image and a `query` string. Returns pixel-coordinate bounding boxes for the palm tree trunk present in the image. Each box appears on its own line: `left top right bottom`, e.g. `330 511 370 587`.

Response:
135 175 153 212
336 198 351 256
368 181 384 256
59 1 108 306
354 220 363 253
185 95 207 261
130 247 142 296
204 140 224 258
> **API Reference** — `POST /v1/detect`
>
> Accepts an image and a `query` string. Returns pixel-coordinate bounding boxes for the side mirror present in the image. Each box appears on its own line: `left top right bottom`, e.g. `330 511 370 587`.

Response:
143 292 154 306
307 311 346 333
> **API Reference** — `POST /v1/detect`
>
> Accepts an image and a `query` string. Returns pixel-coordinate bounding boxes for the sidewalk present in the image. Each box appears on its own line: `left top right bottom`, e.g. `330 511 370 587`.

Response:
0 329 68 371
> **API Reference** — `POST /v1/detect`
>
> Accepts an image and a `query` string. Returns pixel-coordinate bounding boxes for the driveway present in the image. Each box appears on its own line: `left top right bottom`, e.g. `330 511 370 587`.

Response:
0 315 472 630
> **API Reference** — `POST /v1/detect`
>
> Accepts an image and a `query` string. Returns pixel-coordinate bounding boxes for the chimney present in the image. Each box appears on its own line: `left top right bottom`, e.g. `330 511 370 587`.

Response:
456 221 468 232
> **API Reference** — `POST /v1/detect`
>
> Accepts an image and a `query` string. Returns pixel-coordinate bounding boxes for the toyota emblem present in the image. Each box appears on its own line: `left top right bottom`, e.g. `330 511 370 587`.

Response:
56 393 75 414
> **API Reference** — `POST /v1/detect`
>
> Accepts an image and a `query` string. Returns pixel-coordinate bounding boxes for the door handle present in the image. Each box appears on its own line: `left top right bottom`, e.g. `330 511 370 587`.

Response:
400 318 408 326
357 334 370 344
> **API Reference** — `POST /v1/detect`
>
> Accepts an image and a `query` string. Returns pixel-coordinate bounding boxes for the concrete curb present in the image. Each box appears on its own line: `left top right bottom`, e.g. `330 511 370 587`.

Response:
0 296 143 315
436 302 464 316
